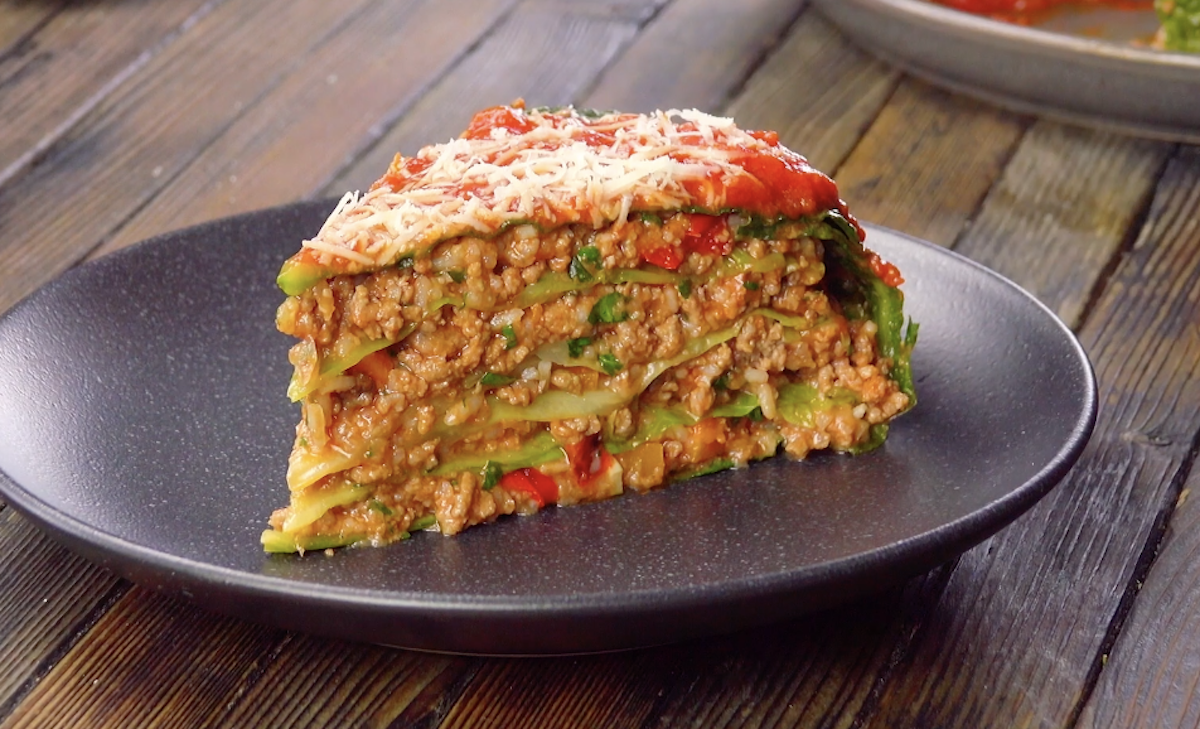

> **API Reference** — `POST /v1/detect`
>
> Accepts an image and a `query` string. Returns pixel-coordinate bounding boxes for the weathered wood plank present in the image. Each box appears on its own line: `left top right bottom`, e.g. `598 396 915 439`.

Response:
952 122 1171 327
0 588 281 729
1071 148 1200 729
0 0 216 190
0 2 61 60
0 512 124 713
90 0 516 258
1078 469 1200 729
0 0 380 315
326 0 671 194
858 146 1200 728
723 9 900 174
582 0 806 114
212 635 474 728
833 78 1027 248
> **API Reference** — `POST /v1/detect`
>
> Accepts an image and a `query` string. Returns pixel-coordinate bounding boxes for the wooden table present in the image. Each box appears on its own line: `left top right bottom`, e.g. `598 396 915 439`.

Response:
2 1 1198 726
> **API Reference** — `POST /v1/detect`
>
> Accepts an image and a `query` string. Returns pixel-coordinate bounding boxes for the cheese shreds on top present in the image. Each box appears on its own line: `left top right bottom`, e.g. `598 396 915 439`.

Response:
289 103 848 278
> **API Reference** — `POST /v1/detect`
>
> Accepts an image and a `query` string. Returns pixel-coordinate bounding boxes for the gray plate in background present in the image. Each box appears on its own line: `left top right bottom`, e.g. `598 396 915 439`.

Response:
813 0 1200 142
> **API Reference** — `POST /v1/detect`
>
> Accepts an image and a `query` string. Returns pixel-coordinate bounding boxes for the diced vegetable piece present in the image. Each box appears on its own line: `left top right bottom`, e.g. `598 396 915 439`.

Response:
480 371 516 387
641 246 682 270
277 258 330 296
567 337 591 358
482 461 503 490
288 335 394 402
288 445 371 491
430 431 565 475
1157 0 1200 52
598 353 623 375
515 271 594 307
501 324 518 349
410 514 438 531
588 292 627 324
261 529 365 553
609 267 680 285
349 350 393 389
500 467 559 507
710 391 760 418
282 481 371 531
684 418 727 464
490 389 628 422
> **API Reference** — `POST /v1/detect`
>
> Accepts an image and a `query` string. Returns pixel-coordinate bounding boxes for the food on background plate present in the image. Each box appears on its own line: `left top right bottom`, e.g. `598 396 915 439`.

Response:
263 102 917 553
929 0 1200 52
1155 0 1200 51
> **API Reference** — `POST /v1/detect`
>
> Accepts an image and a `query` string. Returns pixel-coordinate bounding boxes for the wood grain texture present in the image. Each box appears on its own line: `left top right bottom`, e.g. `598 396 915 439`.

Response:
953 121 1172 327
0 0 216 189
429 570 953 729
1071 147 1200 729
834 78 1027 247
582 0 805 113
0 0 379 316
91 0 516 258
0 1 61 59
858 145 1200 729
327 0 670 194
0 588 281 729
213 634 473 728
1080 474 1200 729
0 512 123 712
724 9 899 174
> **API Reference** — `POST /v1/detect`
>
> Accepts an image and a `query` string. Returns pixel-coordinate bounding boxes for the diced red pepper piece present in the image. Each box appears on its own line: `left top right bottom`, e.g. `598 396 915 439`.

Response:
565 434 616 491
641 245 682 271
682 214 730 256
499 467 559 508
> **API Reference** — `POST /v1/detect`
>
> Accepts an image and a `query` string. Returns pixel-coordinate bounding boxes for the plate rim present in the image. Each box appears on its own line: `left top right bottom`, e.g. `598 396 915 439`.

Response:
812 0 1200 143
0 200 1099 652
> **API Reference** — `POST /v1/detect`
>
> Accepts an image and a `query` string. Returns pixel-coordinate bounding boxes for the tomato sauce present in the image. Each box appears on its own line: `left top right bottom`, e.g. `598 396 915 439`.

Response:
932 0 1151 23
362 103 900 288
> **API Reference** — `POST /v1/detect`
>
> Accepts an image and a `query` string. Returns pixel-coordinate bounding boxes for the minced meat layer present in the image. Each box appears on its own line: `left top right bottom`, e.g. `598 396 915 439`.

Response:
271 212 909 548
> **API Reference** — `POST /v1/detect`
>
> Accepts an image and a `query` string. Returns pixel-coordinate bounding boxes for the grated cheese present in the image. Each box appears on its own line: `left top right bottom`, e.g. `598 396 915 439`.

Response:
293 105 839 274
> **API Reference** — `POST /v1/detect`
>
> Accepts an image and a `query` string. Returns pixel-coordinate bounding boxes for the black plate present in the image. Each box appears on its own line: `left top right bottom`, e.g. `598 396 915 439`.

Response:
0 200 1096 655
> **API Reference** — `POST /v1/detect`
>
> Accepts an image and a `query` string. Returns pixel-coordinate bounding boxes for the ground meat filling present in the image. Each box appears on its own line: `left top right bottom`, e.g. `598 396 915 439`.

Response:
271 212 910 546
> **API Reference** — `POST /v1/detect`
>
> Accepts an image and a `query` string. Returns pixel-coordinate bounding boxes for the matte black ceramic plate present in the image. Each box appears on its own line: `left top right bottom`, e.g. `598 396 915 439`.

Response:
813 0 1200 143
0 200 1096 655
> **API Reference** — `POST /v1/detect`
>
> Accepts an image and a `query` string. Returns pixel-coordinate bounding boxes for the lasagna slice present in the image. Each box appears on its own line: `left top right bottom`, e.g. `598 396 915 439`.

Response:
263 103 916 553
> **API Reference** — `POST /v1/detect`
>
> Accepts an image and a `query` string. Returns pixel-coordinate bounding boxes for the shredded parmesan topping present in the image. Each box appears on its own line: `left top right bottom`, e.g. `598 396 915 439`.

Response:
295 105 835 273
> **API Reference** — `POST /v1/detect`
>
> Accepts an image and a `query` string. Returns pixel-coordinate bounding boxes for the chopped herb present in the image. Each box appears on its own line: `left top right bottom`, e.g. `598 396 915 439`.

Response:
369 499 394 517
397 255 415 269
480 371 516 387
569 247 601 283
713 372 730 391
446 270 466 284
410 514 437 531
744 281 760 291
481 461 503 490
501 324 518 350
568 254 594 283
588 292 627 324
567 336 591 358
598 353 623 375
747 406 764 421
298 437 308 448
638 211 663 225
577 246 601 265
678 279 693 299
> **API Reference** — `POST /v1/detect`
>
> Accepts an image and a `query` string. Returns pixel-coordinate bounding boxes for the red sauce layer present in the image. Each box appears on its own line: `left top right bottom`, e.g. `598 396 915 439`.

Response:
931 0 1151 23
